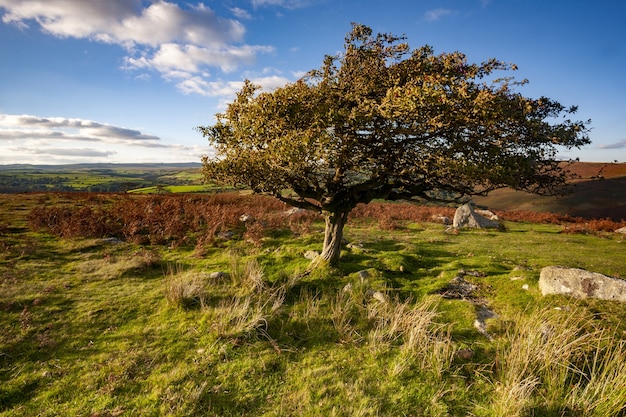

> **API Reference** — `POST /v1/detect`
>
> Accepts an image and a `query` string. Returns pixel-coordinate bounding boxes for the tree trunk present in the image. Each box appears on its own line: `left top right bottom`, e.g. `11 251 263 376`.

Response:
318 210 350 266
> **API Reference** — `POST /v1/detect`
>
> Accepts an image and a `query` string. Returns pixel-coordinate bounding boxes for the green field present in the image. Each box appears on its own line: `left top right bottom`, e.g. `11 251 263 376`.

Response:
1 193 625 416
0 163 207 193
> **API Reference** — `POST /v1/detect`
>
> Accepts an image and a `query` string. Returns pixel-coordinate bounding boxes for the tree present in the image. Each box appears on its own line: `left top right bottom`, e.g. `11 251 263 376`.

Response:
198 24 590 266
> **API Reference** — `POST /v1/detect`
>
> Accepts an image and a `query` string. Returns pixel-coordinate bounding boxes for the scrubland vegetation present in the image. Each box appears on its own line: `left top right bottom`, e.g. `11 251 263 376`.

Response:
1 192 625 416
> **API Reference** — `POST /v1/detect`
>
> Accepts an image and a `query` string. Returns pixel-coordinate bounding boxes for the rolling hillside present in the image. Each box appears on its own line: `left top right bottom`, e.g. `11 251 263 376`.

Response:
473 162 626 220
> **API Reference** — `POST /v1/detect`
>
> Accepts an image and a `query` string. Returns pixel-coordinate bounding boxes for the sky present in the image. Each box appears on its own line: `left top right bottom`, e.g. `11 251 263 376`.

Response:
0 0 625 165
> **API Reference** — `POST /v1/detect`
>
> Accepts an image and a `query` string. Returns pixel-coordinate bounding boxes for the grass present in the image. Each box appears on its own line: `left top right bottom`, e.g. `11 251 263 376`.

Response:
1 193 625 416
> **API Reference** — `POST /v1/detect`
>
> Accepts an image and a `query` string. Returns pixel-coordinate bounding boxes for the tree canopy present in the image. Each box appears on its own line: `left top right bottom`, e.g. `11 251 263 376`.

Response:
199 23 591 266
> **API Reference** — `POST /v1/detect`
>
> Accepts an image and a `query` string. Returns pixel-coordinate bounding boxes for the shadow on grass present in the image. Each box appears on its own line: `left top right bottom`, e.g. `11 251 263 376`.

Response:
0 380 40 412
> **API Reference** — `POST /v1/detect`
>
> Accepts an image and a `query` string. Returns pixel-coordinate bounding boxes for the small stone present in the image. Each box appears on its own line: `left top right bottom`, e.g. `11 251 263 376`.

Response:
209 271 230 280
455 348 474 360
369 290 387 303
304 250 320 260
431 214 452 225
522 284 529 290
284 207 304 216
239 214 253 222
103 237 123 244
347 241 364 250
218 230 234 240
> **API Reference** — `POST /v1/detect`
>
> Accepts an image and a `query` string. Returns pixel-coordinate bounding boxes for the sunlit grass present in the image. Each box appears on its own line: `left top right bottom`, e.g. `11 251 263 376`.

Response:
1 193 625 416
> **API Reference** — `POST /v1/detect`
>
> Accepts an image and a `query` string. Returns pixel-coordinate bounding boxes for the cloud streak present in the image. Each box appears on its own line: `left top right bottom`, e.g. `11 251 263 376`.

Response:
598 140 626 150
0 0 282 96
424 8 456 22
251 0 312 9
0 113 210 164
0 114 160 143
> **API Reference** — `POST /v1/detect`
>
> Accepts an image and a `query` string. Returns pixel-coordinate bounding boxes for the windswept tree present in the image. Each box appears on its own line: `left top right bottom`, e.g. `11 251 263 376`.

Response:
199 24 590 266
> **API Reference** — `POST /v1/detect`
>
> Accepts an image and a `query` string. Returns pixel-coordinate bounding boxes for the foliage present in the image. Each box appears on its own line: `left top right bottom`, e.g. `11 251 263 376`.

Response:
199 24 590 265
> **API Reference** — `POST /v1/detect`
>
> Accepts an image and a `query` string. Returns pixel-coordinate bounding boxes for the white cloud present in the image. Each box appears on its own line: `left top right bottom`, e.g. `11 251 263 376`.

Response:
0 0 243 47
125 43 275 76
0 0 278 97
0 113 211 164
231 7 252 20
424 8 456 21
251 75 293 91
174 74 291 97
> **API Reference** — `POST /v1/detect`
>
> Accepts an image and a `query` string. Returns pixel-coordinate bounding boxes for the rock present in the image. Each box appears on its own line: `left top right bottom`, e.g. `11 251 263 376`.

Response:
218 230 234 240
474 305 497 340
431 214 452 225
368 290 387 303
615 227 626 234
357 270 371 281
209 271 230 280
284 207 305 216
303 250 320 260
440 275 479 300
539 266 626 302
346 241 364 250
239 214 254 222
453 204 501 229
459 269 486 277
475 209 499 221
101 237 123 244
454 348 475 361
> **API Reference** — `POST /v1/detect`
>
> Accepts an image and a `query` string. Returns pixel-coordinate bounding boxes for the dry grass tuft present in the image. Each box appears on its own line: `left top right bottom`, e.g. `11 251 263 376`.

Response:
164 265 208 309
483 307 626 416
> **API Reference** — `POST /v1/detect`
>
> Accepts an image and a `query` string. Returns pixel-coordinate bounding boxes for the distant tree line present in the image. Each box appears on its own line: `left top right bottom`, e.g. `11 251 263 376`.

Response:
0 175 147 193
0 175 73 192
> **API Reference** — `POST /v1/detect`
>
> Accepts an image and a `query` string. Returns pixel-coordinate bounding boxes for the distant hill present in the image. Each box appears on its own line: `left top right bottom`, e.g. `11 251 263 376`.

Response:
473 162 626 220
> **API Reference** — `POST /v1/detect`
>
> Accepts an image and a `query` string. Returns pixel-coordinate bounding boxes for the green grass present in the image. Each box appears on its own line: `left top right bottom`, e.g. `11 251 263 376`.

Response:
1 194 625 416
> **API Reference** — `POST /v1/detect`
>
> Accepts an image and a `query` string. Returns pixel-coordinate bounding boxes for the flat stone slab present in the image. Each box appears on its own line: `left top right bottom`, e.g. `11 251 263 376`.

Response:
539 266 626 302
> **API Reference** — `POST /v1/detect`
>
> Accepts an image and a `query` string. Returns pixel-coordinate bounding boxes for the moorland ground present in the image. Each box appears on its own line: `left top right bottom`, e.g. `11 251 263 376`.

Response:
1 190 626 416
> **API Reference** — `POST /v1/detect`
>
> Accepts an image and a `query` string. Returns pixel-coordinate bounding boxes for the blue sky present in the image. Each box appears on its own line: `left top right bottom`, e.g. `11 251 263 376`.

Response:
0 0 624 165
